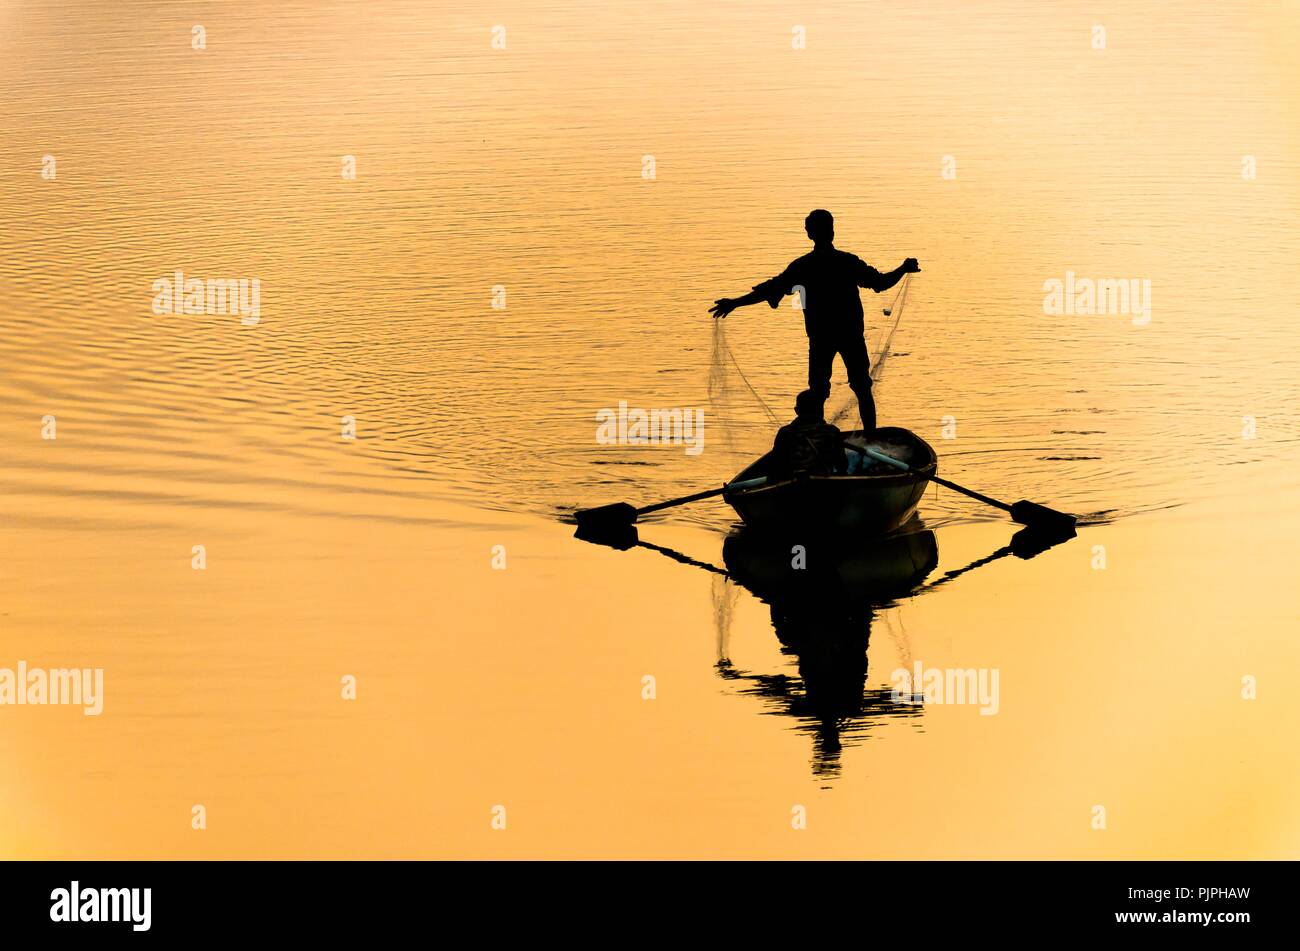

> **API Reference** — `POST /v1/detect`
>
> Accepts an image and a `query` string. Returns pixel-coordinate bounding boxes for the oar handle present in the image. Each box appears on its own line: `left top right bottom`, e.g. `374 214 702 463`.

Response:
858 446 910 471
858 446 1011 514
635 476 766 516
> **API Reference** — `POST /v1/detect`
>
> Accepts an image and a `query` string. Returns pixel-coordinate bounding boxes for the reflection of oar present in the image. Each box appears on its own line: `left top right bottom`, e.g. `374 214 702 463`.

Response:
638 538 729 576
916 524 1076 595
574 523 731 575
575 520 1074 604
855 444 1077 531
575 476 766 531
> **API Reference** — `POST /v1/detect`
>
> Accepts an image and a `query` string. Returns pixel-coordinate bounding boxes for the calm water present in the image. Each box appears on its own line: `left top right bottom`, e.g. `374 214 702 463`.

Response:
1 1 1298 857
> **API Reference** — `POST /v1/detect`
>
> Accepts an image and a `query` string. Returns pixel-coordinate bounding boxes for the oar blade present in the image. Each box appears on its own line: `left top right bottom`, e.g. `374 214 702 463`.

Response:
574 501 638 531
1009 500 1077 531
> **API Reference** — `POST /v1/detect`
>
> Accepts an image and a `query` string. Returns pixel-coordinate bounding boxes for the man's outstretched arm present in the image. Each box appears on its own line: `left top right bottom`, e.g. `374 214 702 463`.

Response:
710 268 793 318
865 257 921 294
708 288 770 319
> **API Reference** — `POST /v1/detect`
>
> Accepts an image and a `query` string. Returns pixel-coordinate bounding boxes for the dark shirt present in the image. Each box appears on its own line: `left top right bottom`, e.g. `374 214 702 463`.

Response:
751 246 890 339
771 418 845 478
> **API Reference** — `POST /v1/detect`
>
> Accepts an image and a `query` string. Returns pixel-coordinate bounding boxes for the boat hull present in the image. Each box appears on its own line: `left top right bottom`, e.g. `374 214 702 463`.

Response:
724 426 937 536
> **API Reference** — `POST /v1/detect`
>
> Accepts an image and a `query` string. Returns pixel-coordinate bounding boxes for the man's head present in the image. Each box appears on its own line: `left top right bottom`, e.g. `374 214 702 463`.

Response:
804 209 834 245
794 389 825 422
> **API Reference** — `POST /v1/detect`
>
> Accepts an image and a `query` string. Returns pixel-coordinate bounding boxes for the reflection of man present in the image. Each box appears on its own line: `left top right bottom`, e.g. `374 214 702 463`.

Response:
771 389 845 479
717 529 938 778
709 209 919 435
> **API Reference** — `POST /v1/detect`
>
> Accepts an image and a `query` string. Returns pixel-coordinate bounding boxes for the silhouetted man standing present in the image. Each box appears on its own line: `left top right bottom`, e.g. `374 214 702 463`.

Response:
709 210 919 435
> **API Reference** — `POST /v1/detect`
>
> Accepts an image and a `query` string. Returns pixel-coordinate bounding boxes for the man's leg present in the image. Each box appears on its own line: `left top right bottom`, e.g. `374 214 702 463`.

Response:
839 335 876 434
807 336 836 410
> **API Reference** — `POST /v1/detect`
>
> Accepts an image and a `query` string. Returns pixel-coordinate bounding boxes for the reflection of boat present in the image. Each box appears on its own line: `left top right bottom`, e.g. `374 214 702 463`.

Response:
722 525 938 607
723 426 937 535
572 515 1074 779
717 526 939 778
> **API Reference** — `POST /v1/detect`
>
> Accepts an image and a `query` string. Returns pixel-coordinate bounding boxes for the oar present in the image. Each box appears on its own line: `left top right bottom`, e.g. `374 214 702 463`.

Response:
853 444 1077 531
575 476 767 531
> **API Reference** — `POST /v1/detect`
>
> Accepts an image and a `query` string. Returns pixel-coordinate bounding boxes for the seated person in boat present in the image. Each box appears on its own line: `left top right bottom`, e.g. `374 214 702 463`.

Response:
771 390 847 479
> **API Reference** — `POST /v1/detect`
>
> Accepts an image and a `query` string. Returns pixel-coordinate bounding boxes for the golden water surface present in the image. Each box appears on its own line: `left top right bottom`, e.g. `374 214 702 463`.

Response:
1 1 1298 858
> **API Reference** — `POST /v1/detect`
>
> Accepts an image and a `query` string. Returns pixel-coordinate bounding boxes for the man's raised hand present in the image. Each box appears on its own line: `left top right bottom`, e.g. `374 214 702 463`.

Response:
903 257 921 273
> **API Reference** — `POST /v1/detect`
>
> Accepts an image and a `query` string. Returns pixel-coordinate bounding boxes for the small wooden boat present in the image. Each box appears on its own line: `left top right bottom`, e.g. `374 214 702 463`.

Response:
724 426 937 535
